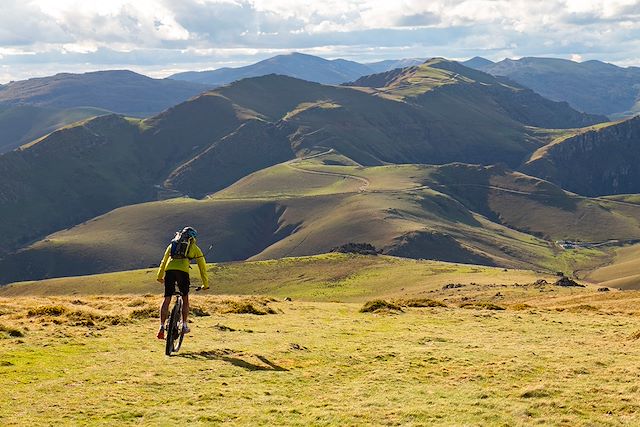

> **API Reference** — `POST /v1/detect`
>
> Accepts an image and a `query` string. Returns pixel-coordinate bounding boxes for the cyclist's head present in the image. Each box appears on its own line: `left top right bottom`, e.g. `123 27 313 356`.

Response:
182 226 198 239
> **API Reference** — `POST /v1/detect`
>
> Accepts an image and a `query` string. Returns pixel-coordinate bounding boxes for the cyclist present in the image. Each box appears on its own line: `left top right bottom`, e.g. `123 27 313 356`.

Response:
156 226 209 339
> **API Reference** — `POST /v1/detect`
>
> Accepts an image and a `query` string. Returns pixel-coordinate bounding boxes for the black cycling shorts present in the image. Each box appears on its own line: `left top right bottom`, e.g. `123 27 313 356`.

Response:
164 270 191 297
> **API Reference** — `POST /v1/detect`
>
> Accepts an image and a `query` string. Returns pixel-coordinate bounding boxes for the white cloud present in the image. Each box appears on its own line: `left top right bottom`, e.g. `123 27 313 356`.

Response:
0 0 639 82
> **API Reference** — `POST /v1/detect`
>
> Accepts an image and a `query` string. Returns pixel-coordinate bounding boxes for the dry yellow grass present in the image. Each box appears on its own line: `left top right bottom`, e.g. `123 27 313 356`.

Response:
1 282 640 425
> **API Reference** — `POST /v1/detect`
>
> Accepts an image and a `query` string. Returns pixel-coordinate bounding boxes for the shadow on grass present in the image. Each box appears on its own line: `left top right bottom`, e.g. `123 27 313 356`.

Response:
176 349 288 372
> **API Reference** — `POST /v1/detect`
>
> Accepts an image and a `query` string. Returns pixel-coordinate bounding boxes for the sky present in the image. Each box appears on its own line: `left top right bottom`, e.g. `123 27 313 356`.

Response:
1 0 639 83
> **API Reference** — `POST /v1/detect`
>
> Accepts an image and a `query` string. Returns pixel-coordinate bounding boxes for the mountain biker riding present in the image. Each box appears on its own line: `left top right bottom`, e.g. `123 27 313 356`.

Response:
156 226 209 339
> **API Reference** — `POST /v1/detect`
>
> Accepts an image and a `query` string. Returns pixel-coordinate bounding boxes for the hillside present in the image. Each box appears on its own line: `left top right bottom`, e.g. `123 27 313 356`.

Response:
0 92 249 254
523 116 640 196
347 58 607 129
4 155 640 284
0 105 110 154
169 52 373 86
0 253 546 298
0 65 624 283
0 70 210 117
469 57 640 117
0 67 608 260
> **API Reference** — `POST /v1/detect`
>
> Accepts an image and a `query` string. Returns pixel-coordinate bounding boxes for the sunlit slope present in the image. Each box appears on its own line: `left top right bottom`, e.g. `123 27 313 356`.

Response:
5 156 640 284
0 253 549 300
348 58 607 129
227 159 640 242
586 244 640 289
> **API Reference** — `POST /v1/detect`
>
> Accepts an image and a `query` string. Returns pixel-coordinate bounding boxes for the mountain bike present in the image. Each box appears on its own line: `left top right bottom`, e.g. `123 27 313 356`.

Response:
164 289 185 356
164 286 203 356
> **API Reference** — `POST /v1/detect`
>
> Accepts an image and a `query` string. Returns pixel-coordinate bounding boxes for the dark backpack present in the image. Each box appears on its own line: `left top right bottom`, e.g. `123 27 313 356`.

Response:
170 230 192 259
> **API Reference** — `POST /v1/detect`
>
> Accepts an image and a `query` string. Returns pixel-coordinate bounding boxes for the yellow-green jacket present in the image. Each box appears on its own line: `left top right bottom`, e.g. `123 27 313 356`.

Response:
157 239 209 289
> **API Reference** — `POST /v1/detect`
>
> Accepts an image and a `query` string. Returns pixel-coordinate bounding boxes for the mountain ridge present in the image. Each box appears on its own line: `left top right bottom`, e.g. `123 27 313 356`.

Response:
0 70 211 117
468 57 640 117
169 52 374 86
0 64 627 283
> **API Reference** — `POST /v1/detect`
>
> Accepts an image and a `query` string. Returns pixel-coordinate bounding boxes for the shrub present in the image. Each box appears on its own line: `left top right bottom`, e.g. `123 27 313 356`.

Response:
554 277 585 287
223 301 275 315
0 324 24 338
460 302 505 310
442 283 465 290
127 300 147 307
331 243 379 255
403 298 447 308
67 310 128 326
190 306 210 317
360 300 403 313
27 305 67 317
130 307 158 319
568 304 598 312
521 387 552 398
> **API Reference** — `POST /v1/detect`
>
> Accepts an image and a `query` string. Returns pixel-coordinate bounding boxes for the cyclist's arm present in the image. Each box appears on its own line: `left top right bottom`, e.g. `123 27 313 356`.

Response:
194 245 209 289
156 245 171 282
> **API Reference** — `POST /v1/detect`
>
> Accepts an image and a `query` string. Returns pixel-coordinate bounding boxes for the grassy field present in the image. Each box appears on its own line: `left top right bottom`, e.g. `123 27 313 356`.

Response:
1 263 639 425
1 254 548 300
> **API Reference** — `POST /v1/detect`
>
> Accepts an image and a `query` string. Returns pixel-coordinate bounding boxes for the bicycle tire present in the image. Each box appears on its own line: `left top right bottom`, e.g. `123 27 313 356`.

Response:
165 297 183 356
174 321 185 353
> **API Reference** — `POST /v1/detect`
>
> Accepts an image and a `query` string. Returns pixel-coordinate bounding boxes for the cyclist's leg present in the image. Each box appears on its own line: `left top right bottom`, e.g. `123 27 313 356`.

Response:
160 271 177 326
182 293 189 326
177 271 191 325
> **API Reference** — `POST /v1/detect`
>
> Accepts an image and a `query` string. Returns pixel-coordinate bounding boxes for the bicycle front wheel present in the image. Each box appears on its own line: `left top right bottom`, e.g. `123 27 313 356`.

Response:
165 297 183 356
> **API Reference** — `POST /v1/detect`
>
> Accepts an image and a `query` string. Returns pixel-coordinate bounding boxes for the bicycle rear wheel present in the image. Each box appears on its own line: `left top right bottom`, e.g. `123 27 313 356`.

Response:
165 297 183 356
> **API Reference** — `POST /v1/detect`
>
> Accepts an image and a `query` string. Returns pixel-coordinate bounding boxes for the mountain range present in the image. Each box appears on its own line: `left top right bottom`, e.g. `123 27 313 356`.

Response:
466 57 640 118
4 53 639 157
169 52 425 86
4 57 637 285
0 70 211 154
0 70 210 116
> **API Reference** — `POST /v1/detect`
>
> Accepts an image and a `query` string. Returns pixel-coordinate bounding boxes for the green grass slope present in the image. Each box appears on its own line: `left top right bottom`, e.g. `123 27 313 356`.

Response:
4 156 639 284
586 243 640 290
0 93 250 255
0 253 547 299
